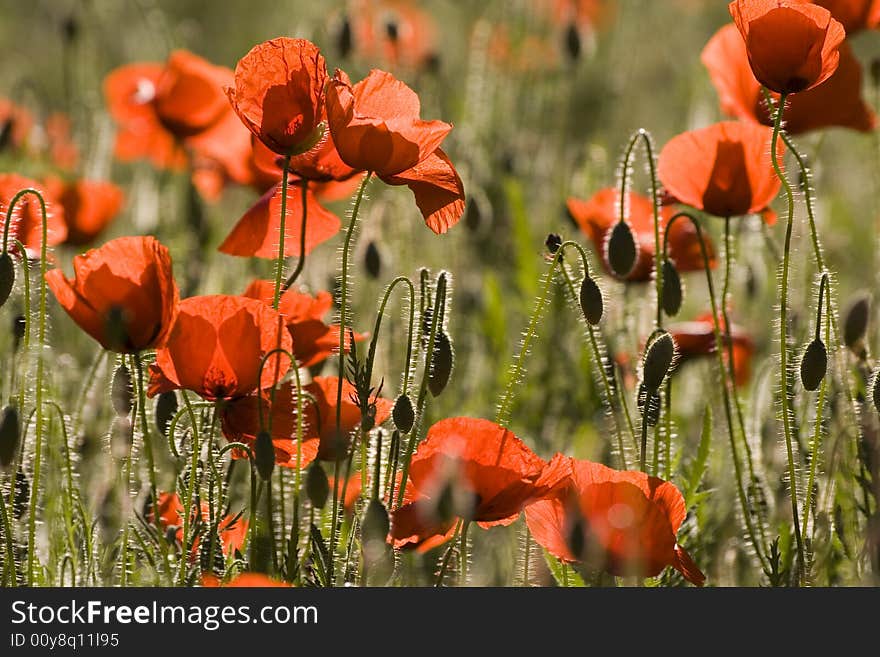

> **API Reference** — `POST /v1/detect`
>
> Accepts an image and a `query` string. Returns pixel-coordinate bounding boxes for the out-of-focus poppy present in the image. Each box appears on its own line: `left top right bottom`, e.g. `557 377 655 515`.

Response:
813 0 880 33
43 176 124 245
0 173 67 256
729 0 845 95
225 38 328 157
240 279 366 368
702 24 875 134
390 417 569 550
202 572 290 587
669 311 754 386
46 236 177 353
341 0 439 71
525 458 705 585
0 99 34 152
44 113 79 170
151 492 248 559
657 121 783 220
148 295 291 400
326 69 465 233
566 188 717 281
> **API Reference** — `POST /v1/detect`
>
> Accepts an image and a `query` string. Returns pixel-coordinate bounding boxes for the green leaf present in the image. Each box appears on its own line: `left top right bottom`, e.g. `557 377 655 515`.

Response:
683 405 712 508
542 549 586 587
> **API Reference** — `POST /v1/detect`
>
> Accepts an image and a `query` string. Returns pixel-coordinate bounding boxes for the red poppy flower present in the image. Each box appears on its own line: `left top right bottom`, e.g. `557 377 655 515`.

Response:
669 311 754 386
44 113 79 170
525 458 704 585
225 38 328 157
390 417 570 550
343 0 439 71
814 0 880 33
202 572 290 587
658 121 783 219
729 0 845 95
240 279 366 367
148 295 292 400
0 98 35 152
43 176 124 246
46 236 177 353
702 24 875 134
326 69 465 233
566 189 717 281
0 173 67 257
152 492 248 559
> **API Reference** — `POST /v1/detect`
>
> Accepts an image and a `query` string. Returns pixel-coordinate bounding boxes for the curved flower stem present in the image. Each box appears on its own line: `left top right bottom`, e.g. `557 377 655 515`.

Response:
664 211 768 569
329 172 372 581
283 180 309 290
272 155 292 310
365 276 417 396
0 477 15 585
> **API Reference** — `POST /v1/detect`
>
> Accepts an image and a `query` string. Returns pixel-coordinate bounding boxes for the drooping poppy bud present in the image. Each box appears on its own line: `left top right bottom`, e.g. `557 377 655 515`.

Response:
843 293 870 357
428 331 454 397
254 430 276 481
111 364 133 417
364 241 382 279
564 22 581 61
871 368 880 415
0 251 14 308
606 221 637 278
0 404 20 469
661 259 683 317
155 390 178 436
579 276 603 326
800 339 827 392
393 394 415 434
545 232 562 254
362 498 390 547
642 331 675 391
306 461 330 509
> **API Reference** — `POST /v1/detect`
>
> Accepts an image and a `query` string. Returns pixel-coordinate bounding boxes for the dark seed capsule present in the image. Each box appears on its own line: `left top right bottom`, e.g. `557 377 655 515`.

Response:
362 499 390 546
392 394 415 433
0 251 15 308
306 461 330 509
843 293 870 354
110 364 133 417
155 391 178 436
661 259 683 317
564 21 581 61
0 404 20 469
428 331 454 397
800 339 827 392
642 332 675 391
606 221 637 279
255 430 275 481
337 15 353 57
364 241 382 279
579 276 603 325
872 369 880 414
545 233 562 254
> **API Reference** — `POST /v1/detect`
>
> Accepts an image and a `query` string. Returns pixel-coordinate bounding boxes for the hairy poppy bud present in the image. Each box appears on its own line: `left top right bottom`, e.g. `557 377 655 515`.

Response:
872 368 880 415
362 498 390 546
364 241 382 279
606 221 637 278
337 15 353 58
110 364 133 417
643 390 662 426
306 461 330 509
800 339 827 392
564 22 581 61
579 276 603 325
642 332 675 391
545 233 562 254
393 394 415 433
429 331 454 397
0 404 20 469
155 391 178 436
661 259 683 317
0 251 15 308
843 293 870 357
255 430 275 481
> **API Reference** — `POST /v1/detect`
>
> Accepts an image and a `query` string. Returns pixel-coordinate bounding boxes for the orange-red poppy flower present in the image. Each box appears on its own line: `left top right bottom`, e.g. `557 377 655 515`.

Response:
525 458 705 585
44 113 79 170
390 417 569 550
814 0 880 33
240 279 366 367
729 0 845 95
43 176 124 246
702 24 875 134
658 121 783 219
566 189 717 281
669 311 754 386
202 572 290 587
148 295 291 400
0 173 67 257
225 38 329 157
326 69 465 233
152 492 248 559
0 98 35 152
46 236 178 353
343 0 439 71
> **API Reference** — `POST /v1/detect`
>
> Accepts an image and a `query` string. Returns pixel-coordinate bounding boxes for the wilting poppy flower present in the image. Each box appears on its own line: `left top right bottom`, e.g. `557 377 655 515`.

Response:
202 572 290 587
814 0 880 33
669 311 754 386
341 0 439 71
658 121 783 219
326 69 465 233
151 492 248 559
148 295 292 400
729 0 845 95
43 176 124 245
525 458 705 585
225 38 328 157
0 173 67 256
566 189 717 281
390 417 569 550
702 24 875 134
240 279 366 367
46 236 177 352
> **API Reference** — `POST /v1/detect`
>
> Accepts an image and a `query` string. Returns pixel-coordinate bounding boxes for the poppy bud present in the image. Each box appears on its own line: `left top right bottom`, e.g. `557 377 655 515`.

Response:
337 15 353 58
642 332 675 391
306 461 330 509
0 404 20 469
103 305 130 353
660 259 683 317
0 251 15 308
393 394 415 433
255 430 275 481
643 390 662 427
871 368 880 415
843 293 870 357
364 240 382 279
579 276 603 326
12 313 25 351
545 233 562 254
606 221 637 278
800 339 827 392
155 390 178 436
110 364 133 417
564 22 581 61
362 498 390 546
428 331 454 397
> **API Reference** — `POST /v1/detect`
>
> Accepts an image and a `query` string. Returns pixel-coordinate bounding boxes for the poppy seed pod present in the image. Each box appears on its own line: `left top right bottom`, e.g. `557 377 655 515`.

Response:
0 404 20 468
843 293 870 356
155 390 178 436
800 339 827 392
606 221 638 278
642 332 675 391
661 259 683 317
0 251 14 308
579 276 603 326
545 233 562 254
872 368 880 415
254 430 275 481
393 394 415 434
306 461 330 509
428 331 454 397
110 364 133 417
362 498 390 546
